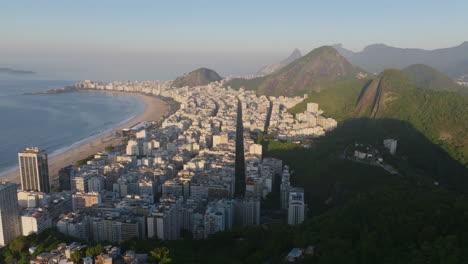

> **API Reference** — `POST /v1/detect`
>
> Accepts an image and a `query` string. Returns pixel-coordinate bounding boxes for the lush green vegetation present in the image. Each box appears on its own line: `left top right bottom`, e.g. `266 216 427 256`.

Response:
172 68 222 88
289 69 468 165
104 145 115 152
289 79 370 121
225 76 267 91
402 64 464 93
265 119 467 200
362 70 468 165
75 154 95 167
0 229 77 264
296 185 468 263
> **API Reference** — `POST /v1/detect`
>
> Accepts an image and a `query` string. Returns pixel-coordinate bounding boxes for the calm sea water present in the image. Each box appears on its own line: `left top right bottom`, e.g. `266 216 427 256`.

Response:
0 76 145 175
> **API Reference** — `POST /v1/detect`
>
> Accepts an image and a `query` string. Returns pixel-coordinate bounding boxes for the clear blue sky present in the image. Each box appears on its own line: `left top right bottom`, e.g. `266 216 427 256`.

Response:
1 0 467 80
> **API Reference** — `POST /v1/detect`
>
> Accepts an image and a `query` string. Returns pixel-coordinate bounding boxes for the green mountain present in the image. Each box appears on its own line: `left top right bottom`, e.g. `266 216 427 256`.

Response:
226 46 361 96
403 64 464 93
289 79 369 121
336 41 468 79
292 69 468 165
172 67 222 88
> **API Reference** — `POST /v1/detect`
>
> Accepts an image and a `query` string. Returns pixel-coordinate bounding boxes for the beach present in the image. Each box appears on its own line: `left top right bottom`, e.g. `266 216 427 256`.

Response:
1 91 169 185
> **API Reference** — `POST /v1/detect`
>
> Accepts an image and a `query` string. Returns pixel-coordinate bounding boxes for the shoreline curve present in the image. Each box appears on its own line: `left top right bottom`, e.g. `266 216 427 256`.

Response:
0 91 170 185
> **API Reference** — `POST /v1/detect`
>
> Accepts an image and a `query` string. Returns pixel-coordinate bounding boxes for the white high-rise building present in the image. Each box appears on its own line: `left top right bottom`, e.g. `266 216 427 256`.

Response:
142 141 154 156
288 191 305 225
138 178 156 200
383 139 398 155
148 197 182 240
126 139 141 156
0 182 22 246
18 147 50 193
204 200 234 238
71 173 92 193
17 190 49 209
248 144 263 157
57 212 90 241
136 129 148 139
21 208 52 236
306 102 319 114
204 210 225 238
212 133 228 148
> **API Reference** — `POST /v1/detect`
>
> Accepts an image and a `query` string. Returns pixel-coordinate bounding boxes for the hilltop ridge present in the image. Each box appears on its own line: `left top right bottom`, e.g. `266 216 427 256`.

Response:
335 42 468 78
172 68 222 88
227 46 361 96
402 64 466 94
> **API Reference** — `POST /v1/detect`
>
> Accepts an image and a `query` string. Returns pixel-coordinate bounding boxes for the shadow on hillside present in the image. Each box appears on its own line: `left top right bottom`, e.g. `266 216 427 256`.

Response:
264 118 467 213
355 79 373 105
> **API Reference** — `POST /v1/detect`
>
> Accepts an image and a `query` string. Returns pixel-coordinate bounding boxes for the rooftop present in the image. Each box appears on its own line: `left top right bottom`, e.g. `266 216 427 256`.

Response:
20 147 45 153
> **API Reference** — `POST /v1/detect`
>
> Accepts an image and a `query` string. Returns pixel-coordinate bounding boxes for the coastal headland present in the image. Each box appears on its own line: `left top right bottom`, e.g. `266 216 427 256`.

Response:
1 91 170 185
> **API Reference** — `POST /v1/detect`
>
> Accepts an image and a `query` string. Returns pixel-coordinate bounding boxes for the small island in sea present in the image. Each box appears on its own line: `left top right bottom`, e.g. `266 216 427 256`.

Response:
0 67 35 75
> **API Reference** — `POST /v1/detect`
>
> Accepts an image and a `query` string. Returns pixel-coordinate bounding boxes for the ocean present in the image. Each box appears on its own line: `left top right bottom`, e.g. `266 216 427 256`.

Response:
0 76 145 175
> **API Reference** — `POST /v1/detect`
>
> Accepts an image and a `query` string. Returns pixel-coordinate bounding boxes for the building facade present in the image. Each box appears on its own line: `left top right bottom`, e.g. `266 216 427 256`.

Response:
288 191 305 225
18 147 50 193
21 208 52 236
72 193 102 210
0 182 22 246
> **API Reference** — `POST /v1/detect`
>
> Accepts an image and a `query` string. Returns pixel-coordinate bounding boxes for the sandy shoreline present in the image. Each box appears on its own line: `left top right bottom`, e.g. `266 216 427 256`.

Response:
1 91 169 185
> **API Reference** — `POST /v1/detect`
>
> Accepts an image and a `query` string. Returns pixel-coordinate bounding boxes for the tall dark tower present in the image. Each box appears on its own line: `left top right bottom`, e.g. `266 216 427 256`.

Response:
18 147 50 193
234 99 246 198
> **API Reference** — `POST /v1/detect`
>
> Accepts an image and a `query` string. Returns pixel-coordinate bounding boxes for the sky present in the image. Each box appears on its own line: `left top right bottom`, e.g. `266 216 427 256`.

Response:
1 0 467 81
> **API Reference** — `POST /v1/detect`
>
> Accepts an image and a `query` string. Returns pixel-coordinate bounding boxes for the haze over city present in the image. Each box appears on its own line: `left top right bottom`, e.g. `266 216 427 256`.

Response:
2 0 468 80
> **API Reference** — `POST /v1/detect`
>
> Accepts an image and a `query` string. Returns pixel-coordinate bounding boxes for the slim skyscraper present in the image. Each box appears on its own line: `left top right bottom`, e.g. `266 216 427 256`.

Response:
288 191 305 225
18 147 50 193
0 182 22 246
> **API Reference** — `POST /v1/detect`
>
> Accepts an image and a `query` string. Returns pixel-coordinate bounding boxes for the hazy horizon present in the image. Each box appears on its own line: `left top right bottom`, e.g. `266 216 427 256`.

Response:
2 0 468 81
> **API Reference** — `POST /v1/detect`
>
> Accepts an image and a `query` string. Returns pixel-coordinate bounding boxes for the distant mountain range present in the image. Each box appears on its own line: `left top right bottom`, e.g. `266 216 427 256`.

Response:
227 46 361 96
0 67 35 75
256 48 302 75
332 42 468 78
172 68 222 88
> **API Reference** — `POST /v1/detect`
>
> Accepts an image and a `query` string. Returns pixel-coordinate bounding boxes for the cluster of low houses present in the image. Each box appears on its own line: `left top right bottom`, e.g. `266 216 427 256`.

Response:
29 242 145 264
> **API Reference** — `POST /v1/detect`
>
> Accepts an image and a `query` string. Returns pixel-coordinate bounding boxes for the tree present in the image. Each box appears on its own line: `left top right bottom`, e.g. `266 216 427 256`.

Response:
149 247 172 264
86 244 104 258
17 254 29 264
71 250 84 264
105 145 115 152
8 236 27 254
